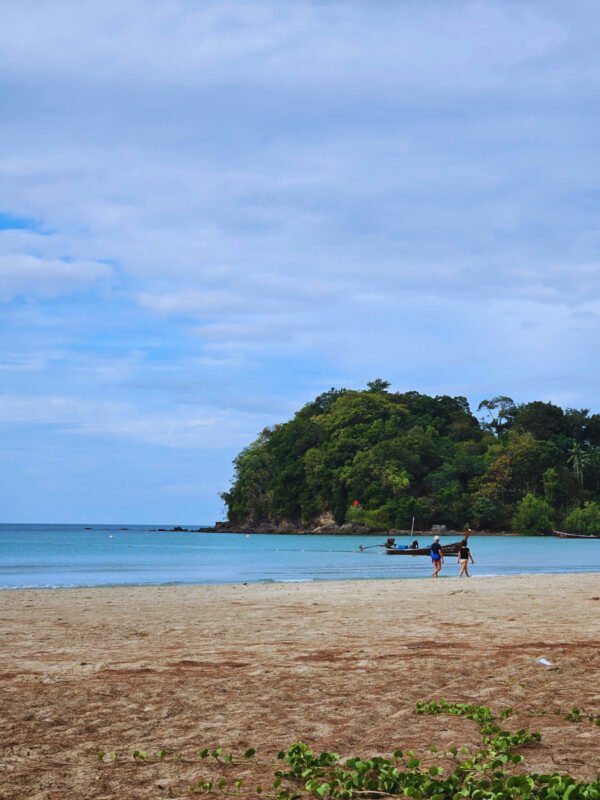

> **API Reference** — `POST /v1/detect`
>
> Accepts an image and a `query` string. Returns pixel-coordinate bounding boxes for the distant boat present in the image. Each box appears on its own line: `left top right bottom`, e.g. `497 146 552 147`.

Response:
386 539 464 556
553 530 600 540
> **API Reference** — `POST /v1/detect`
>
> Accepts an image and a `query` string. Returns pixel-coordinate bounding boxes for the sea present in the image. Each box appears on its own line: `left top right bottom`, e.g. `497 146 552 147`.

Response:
1 524 599 590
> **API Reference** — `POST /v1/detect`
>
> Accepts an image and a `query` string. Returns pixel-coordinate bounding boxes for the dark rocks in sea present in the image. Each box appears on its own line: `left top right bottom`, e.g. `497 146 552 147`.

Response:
156 526 218 533
195 519 385 535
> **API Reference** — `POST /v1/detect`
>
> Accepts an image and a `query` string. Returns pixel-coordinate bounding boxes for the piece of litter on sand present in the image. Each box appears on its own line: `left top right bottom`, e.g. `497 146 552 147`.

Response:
536 657 557 668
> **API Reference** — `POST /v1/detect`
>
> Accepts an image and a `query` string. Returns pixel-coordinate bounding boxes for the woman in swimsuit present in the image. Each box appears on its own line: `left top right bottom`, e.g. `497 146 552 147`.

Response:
457 538 475 577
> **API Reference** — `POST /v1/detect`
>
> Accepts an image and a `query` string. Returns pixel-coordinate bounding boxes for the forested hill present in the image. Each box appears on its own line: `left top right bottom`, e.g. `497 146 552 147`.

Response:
220 382 600 534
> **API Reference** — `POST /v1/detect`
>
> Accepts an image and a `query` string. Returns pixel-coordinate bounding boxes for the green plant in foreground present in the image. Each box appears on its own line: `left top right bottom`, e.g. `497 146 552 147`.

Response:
98 701 600 798
565 708 583 722
270 701 596 799
272 700 600 800
564 708 600 726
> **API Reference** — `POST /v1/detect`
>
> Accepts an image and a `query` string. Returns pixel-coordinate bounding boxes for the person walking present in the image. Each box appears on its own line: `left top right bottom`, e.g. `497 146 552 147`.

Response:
430 535 444 578
457 538 475 577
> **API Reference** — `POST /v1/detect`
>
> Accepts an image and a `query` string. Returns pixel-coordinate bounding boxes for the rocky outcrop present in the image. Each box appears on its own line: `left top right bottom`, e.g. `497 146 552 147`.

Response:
195 518 386 534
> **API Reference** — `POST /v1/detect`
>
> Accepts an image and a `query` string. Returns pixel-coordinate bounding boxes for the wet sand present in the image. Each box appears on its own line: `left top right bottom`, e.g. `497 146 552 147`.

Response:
1 574 599 798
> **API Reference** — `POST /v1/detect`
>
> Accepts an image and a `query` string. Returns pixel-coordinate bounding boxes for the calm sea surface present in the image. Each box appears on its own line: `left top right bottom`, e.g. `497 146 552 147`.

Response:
0 524 599 589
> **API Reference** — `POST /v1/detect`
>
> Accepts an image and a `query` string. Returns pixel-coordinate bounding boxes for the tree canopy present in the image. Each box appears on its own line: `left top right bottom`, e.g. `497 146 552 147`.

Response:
221 384 600 533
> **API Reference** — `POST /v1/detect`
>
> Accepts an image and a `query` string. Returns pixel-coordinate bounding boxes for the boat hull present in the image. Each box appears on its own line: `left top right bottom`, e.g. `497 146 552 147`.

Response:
385 539 464 556
553 530 600 540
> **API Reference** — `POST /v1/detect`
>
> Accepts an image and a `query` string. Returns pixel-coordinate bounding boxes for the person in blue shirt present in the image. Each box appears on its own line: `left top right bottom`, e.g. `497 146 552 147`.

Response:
430 535 444 578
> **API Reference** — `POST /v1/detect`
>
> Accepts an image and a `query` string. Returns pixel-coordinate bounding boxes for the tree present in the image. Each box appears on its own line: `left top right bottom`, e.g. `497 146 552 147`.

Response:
469 494 504 529
511 493 555 535
542 467 566 509
563 407 590 443
311 387 348 414
222 437 274 524
514 401 566 440
367 378 391 394
564 501 600 534
477 397 516 437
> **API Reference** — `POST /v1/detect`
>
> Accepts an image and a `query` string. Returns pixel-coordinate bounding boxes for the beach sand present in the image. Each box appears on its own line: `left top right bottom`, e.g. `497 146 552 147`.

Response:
1 574 599 798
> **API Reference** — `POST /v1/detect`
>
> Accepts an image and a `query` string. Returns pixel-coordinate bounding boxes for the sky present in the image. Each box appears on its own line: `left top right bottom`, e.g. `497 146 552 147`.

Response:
2 1 600 523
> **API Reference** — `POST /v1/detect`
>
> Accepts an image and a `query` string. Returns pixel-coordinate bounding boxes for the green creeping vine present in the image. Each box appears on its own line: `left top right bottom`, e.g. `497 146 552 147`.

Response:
563 708 600 726
96 701 600 799
267 702 596 799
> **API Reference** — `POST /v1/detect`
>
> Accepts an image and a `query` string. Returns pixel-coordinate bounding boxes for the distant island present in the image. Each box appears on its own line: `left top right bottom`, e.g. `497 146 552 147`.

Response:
206 381 600 536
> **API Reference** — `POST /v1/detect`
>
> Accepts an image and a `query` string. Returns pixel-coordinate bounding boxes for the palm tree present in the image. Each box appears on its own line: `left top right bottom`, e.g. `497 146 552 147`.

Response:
568 441 588 486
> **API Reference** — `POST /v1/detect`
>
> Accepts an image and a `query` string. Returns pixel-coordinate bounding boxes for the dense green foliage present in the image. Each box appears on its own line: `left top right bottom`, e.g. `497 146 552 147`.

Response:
511 494 556 536
221 385 600 533
564 501 600 535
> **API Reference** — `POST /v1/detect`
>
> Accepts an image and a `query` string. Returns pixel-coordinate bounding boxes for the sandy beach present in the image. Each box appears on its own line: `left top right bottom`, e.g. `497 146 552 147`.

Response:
1 574 599 798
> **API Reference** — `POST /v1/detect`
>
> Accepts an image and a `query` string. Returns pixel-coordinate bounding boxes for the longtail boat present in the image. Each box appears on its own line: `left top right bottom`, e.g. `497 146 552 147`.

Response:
385 539 465 556
553 530 600 540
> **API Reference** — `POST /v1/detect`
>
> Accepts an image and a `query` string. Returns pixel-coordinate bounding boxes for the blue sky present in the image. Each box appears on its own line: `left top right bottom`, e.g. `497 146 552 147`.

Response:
1 1 600 522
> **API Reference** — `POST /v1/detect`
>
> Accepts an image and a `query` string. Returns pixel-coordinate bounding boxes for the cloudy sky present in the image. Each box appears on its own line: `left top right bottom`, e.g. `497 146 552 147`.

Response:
2 1 600 522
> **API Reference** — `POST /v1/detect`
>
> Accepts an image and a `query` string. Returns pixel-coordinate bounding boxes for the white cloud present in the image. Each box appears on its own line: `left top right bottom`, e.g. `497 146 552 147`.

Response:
0 1 569 92
0 252 111 301
138 289 247 316
2 0 600 518
0 392 270 449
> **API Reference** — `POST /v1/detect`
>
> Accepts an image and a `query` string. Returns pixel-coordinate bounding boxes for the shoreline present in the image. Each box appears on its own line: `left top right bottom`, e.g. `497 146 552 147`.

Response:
2 566 600 593
2 568 591 593
176 526 526 536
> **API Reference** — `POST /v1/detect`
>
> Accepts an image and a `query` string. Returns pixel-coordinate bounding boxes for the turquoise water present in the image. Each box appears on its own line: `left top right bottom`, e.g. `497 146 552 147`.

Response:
0 524 599 589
